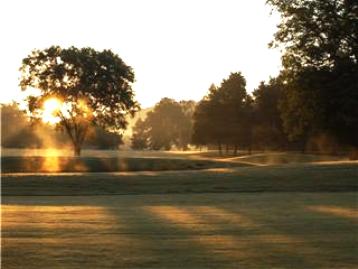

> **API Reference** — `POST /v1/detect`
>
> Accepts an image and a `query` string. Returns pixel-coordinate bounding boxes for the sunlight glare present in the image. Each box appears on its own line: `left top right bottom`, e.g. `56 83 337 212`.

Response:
42 98 62 124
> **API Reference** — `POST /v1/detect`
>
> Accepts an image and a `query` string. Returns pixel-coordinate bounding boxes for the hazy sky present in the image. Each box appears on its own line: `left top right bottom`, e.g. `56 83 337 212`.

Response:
0 0 282 108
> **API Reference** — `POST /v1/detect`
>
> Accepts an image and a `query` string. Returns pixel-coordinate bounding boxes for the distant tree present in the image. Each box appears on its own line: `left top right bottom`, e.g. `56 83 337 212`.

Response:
131 98 193 150
1 102 124 150
20 46 139 156
179 100 197 116
268 0 358 155
131 118 149 150
85 127 123 150
1 103 70 148
178 100 196 150
1 103 41 148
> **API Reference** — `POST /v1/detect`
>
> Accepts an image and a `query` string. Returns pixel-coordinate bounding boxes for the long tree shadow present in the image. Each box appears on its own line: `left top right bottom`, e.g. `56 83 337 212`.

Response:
143 204 323 268
218 195 358 268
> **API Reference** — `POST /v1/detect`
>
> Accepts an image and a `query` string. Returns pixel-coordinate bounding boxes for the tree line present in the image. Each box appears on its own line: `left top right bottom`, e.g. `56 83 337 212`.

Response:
7 0 357 157
132 0 357 157
130 74 287 154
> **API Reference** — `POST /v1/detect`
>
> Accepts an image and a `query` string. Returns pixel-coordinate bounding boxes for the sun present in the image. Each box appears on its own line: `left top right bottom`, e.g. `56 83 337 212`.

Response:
42 98 62 124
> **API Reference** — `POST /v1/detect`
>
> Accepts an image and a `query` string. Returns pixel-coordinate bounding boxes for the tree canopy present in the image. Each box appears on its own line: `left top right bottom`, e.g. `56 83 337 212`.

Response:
20 46 139 155
252 78 287 150
268 0 358 153
192 73 253 155
131 98 194 151
268 0 358 71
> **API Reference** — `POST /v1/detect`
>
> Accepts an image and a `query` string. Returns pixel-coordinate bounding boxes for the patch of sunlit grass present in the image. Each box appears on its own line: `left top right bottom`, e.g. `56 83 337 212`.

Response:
1 205 118 230
307 205 358 219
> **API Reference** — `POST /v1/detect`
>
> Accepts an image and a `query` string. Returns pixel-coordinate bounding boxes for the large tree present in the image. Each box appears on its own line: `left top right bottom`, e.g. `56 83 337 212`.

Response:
268 0 358 154
192 73 252 155
20 46 139 156
217 72 251 153
252 78 287 150
268 0 358 71
192 86 217 149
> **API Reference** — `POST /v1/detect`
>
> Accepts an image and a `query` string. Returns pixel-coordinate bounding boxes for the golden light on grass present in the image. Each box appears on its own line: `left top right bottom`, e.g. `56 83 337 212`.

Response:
1 205 119 230
307 205 358 219
41 152 60 172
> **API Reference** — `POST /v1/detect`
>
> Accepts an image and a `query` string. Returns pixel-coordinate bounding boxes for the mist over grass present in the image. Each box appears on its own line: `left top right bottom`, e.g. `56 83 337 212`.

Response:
1 149 351 173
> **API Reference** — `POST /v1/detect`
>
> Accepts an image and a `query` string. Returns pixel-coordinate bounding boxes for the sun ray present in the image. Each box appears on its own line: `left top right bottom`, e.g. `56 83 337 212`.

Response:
42 98 62 124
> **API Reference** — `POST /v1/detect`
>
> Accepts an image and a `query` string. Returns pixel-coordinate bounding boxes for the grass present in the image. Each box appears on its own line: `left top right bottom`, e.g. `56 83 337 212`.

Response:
1 149 349 173
2 162 357 195
224 152 346 165
2 192 357 269
1 150 358 268
1 156 240 173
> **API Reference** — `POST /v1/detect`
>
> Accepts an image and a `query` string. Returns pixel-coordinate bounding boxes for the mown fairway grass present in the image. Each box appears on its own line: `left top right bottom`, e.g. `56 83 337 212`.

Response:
1 151 358 269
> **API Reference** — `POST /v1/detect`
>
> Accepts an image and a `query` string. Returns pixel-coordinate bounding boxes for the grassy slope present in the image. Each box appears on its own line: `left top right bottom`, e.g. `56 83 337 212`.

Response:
1 156 242 173
0 149 351 173
2 162 357 196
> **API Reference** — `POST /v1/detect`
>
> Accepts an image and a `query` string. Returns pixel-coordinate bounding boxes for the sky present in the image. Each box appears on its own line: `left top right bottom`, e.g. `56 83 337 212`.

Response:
0 0 282 108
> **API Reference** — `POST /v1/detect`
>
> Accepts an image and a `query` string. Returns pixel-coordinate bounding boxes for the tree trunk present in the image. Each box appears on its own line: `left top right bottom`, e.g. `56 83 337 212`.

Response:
349 148 358 160
74 144 81 157
301 140 306 153
218 142 222 156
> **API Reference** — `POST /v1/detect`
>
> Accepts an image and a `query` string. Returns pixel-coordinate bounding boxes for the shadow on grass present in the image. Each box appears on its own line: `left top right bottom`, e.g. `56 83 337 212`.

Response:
2 192 357 269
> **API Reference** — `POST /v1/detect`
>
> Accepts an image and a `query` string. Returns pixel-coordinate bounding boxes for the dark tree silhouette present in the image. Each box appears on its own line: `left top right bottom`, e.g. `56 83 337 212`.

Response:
217 72 251 154
269 0 358 156
252 78 286 150
192 98 212 149
20 46 138 156
192 84 226 154
192 73 253 155
268 0 358 71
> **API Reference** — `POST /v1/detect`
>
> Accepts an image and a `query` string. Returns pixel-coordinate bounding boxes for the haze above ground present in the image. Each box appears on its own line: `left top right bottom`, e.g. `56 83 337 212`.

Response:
0 0 281 108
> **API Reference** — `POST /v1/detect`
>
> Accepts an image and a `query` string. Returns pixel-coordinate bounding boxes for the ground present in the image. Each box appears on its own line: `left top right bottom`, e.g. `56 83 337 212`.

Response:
2 150 358 268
